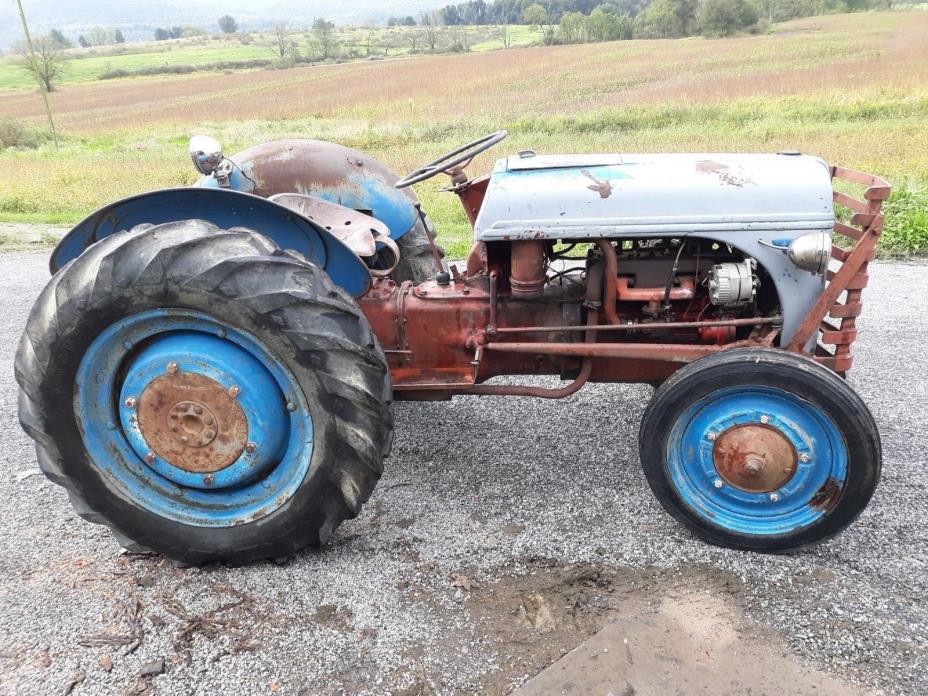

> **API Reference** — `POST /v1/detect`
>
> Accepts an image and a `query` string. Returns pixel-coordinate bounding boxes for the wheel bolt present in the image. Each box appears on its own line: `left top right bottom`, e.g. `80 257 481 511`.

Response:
713 478 723 489
228 386 241 398
144 452 155 464
166 361 178 374
203 474 214 486
707 432 718 442
245 442 257 454
760 415 770 424
799 454 810 463
769 492 780 502
124 397 137 409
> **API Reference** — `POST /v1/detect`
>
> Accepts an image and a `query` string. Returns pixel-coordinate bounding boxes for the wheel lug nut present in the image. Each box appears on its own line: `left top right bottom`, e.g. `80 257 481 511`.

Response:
769 492 780 502
193 405 203 415
228 386 241 398
760 415 770 424
713 478 723 489
166 361 178 374
245 442 257 454
181 436 189 444
205 416 214 426
124 397 137 409
144 452 155 464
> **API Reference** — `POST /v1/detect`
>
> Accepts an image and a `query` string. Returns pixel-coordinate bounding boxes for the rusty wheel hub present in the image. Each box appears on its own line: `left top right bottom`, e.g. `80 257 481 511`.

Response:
712 424 797 493
138 372 248 473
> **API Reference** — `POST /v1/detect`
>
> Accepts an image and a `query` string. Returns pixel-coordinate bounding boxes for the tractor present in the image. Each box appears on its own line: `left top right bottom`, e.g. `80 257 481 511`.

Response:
15 132 888 564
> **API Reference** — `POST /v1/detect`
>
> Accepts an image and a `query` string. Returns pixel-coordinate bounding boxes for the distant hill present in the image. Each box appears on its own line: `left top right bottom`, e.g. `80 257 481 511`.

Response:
1 0 444 49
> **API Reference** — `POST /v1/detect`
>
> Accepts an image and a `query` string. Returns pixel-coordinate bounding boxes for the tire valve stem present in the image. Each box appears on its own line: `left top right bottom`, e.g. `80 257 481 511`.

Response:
769 492 780 503
713 478 724 489
203 474 215 486
125 396 137 409
228 385 241 398
166 361 178 375
144 452 155 464
245 442 257 454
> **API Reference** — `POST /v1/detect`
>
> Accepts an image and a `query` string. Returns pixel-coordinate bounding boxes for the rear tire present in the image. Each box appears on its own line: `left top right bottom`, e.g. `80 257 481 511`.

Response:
639 348 879 552
16 220 393 564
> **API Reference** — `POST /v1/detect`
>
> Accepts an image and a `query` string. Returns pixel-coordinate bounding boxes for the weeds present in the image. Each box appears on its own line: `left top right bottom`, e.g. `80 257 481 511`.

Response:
0 118 47 149
882 185 928 256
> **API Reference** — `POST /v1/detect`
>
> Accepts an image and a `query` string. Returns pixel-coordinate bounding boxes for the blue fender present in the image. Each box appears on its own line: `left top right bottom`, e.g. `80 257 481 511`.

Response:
193 139 421 242
49 187 372 297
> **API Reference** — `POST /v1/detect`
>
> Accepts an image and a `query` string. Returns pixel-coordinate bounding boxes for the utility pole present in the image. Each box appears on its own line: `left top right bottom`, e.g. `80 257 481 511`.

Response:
15 0 59 150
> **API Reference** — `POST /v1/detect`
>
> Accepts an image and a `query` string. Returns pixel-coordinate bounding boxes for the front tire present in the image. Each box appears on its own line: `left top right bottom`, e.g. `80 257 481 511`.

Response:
639 349 880 552
16 221 393 564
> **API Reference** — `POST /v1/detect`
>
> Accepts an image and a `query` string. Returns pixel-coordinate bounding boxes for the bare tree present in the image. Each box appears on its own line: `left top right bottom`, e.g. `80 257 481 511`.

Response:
407 30 421 53
18 36 69 92
420 11 439 52
501 25 512 49
269 23 297 61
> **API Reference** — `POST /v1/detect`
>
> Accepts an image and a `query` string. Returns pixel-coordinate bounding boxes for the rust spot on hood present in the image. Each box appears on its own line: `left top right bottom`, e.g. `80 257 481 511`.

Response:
581 170 613 198
696 160 753 188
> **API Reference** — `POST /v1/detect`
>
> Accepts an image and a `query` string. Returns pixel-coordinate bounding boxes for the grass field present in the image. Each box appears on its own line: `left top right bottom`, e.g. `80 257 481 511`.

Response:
0 11 926 257
0 25 536 91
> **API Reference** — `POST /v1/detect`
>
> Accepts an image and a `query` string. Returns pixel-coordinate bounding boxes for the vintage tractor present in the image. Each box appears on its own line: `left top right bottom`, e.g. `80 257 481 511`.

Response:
16 132 888 564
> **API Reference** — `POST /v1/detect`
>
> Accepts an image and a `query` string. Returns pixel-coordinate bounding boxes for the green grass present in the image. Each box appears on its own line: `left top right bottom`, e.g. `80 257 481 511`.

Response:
0 42 275 90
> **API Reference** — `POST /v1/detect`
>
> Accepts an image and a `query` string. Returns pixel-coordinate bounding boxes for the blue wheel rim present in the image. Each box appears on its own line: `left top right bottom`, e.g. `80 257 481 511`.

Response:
75 309 314 528
667 386 847 537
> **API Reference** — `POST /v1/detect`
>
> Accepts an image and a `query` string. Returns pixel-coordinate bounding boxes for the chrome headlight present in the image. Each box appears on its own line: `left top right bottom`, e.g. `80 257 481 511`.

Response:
189 135 224 176
788 231 831 276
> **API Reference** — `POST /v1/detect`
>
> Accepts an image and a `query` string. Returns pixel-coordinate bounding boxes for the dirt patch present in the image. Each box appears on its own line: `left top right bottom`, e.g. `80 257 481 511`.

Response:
460 558 744 695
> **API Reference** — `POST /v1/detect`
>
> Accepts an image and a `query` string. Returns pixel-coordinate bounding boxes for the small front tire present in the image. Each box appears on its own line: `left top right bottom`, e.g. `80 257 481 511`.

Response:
639 348 880 552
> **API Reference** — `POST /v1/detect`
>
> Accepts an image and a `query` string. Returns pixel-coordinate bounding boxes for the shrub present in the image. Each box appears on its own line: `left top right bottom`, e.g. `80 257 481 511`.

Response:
99 59 272 80
0 118 46 149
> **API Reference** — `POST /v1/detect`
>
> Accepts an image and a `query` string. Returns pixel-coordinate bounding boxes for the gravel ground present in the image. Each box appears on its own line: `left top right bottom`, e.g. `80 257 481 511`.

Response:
0 252 925 695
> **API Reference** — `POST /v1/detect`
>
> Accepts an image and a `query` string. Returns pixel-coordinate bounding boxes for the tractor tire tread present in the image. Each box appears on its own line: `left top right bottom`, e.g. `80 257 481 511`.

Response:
16 220 392 564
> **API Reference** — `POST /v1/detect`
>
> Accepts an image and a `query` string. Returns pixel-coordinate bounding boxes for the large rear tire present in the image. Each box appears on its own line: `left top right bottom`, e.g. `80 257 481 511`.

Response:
639 348 880 552
16 221 393 564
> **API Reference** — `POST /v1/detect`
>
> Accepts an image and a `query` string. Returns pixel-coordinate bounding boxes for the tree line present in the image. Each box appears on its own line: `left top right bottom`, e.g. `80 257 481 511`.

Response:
436 0 895 39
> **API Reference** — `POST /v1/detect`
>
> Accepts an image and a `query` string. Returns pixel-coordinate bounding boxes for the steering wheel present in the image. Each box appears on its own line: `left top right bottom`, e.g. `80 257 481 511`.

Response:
394 130 508 189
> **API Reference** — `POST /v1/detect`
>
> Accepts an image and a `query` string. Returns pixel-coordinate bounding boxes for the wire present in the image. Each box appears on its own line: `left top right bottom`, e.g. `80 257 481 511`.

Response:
662 238 688 310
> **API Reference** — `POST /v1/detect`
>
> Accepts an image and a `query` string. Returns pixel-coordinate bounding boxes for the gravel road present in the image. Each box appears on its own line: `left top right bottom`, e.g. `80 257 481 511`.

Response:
0 252 925 695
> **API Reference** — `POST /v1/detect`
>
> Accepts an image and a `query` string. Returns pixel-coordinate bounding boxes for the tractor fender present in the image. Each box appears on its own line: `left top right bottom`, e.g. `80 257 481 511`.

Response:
49 187 372 297
195 139 421 242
